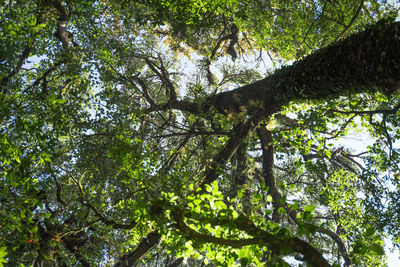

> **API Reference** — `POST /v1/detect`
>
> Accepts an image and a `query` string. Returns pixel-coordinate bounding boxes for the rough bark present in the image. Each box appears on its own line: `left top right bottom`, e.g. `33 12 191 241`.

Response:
257 126 281 223
51 0 71 48
230 140 249 197
114 231 161 267
257 126 275 195
200 116 262 187
190 20 400 192
204 20 400 118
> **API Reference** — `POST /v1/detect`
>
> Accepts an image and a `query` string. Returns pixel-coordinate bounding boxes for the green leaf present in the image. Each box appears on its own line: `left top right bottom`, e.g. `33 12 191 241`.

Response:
365 227 375 237
214 200 227 210
0 247 8 266
205 184 212 193
291 202 299 210
278 207 286 215
371 244 385 255
304 205 316 213
170 196 179 203
193 199 202 206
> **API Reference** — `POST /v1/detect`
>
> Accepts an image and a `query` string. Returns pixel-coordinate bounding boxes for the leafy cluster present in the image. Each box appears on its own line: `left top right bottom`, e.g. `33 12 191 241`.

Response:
1 0 400 266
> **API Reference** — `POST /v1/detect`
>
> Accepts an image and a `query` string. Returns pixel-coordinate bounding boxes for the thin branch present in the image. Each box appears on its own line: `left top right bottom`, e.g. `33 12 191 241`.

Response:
151 130 230 138
27 60 65 92
145 58 177 101
327 101 400 116
82 200 137 230
327 115 356 140
51 161 137 230
335 0 365 41
257 127 352 266
172 211 259 248
51 173 67 207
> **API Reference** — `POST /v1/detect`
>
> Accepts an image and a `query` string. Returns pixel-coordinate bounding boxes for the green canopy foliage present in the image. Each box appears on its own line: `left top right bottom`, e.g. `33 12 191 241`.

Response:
1 0 400 266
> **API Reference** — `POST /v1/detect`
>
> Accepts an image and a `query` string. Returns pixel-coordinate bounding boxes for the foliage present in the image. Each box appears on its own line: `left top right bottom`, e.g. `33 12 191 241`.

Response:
1 0 400 266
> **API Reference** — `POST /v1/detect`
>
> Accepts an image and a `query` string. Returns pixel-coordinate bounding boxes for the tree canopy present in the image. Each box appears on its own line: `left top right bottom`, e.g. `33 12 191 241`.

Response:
1 0 400 266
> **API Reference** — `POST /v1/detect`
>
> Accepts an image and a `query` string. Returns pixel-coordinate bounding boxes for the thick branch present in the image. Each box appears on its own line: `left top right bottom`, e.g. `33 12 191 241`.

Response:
173 210 331 267
234 214 331 267
172 211 260 248
230 140 249 197
146 99 202 114
149 22 400 118
51 0 71 48
114 232 161 267
150 20 400 118
256 126 275 195
204 21 400 118
257 126 282 222
200 116 262 187
0 45 33 92
257 127 351 265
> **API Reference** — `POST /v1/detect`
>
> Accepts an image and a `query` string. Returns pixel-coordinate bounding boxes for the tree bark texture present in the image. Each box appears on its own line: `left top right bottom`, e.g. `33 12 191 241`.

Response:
204 20 400 119
114 232 161 267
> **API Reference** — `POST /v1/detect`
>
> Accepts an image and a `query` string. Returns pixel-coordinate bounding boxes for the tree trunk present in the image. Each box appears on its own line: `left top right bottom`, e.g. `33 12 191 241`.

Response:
204 20 400 118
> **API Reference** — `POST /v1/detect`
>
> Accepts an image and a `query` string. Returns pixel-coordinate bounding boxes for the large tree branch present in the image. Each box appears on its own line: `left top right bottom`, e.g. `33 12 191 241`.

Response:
150 21 400 120
114 231 161 267
199 115 262 187
256 126 282 223
172 210 331 267
172 211 259 248
204 20 400 118
256 126 275 195
234 214 331 267
145 99 202 114
230 140 249 197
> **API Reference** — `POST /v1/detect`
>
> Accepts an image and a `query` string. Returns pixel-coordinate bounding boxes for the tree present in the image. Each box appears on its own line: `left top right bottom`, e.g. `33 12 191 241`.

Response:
1 0 400 266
